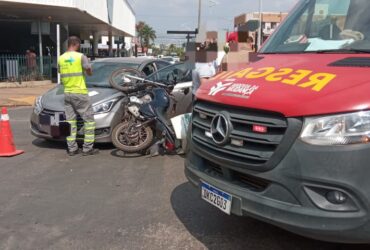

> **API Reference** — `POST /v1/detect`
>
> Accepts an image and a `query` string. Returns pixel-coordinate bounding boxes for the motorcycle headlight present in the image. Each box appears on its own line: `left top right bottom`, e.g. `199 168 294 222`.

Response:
93 99 117 114
130 96 143 104
34 96 43 115
300 111 370 146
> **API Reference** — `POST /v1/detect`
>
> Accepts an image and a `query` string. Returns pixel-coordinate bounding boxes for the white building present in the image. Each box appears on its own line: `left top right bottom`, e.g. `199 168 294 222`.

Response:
0 0 136 56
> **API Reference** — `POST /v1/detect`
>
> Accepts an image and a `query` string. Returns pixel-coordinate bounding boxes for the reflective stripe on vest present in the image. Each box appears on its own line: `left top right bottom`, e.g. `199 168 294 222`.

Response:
60 72 84 79
58 52 88 95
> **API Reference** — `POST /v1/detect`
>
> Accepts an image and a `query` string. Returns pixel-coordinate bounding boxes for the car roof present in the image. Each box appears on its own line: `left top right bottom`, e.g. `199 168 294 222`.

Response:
93 57 159 65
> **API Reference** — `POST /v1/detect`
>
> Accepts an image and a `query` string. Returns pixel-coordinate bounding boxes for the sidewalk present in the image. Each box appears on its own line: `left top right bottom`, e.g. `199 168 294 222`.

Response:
0 84 56 107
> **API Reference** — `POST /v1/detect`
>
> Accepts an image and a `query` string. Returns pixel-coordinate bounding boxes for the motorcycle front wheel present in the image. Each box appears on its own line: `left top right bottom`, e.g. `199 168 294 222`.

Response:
109 68 145 92
111 121 154 154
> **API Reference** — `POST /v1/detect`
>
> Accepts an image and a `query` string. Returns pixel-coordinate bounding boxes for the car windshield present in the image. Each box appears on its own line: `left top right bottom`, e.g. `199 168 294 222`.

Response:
146 63 192 84
85 62 139 87
261 0 370 54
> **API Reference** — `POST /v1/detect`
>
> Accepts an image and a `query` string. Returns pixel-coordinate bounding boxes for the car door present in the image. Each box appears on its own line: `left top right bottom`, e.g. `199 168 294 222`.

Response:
155 60 171 70
139 60 170 77
147 63 193 118
171 64 193 117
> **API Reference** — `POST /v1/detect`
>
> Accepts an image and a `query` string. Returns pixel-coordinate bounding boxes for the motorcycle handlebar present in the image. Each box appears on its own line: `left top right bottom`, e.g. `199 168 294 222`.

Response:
124 75 175 90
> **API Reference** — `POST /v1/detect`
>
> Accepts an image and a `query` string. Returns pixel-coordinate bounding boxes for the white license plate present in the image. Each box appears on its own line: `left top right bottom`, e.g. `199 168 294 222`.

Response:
201 182 232 215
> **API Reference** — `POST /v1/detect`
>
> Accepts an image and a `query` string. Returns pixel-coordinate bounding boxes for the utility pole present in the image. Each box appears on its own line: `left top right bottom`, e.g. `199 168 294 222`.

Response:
56 24 60 84
257 0 263 50
198 0 202 32
38 20 44 75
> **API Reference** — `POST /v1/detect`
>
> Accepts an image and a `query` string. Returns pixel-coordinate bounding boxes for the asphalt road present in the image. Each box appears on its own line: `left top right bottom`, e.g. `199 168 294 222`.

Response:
0 107 368 250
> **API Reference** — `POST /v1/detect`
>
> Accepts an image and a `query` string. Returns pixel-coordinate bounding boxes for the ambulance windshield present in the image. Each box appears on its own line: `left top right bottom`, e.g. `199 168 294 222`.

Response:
261 0 370 53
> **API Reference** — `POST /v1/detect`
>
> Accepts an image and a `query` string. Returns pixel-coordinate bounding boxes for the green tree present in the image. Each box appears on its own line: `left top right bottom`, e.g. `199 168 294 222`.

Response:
166 44 185 58
136 21 157 52
141 25 156 48
168 44 177 54
136 21 146 50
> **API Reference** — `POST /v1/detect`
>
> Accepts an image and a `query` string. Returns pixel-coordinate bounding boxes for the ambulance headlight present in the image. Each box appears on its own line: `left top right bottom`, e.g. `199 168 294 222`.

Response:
34 96 43 115
301 111 370 145
93 99 117 114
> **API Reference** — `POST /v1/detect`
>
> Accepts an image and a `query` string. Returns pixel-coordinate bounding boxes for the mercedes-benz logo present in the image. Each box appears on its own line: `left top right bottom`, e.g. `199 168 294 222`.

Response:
211 113 232 145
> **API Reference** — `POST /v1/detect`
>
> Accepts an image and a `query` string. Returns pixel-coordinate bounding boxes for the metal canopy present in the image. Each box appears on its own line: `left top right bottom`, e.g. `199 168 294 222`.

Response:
0 1 130 37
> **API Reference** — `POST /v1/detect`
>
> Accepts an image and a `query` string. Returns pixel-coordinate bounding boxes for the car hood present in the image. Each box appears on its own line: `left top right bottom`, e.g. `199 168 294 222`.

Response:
41 85 123 112
196 54 370 117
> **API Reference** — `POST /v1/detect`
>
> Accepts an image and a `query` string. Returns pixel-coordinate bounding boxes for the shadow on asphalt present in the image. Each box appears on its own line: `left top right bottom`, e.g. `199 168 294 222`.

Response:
110 148 182 159
32 138 115 150
170 182 369 250
32 138 66 149
110 149 144 158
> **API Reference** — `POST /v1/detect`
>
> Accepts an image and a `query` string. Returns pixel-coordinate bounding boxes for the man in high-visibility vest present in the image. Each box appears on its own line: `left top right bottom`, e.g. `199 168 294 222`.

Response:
58 36 98 156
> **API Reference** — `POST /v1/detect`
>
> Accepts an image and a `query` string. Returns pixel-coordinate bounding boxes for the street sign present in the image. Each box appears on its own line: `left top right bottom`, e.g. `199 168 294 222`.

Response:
50 23 68 44
246 20 260 32
31 22 50 35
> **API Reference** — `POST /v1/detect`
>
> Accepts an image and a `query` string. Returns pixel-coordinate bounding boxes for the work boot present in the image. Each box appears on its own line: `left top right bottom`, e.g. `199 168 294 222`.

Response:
67 149 80 156
82 148 99 156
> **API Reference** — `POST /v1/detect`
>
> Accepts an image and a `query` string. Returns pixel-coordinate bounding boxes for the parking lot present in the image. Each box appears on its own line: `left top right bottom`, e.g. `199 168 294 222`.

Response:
0 107 367 249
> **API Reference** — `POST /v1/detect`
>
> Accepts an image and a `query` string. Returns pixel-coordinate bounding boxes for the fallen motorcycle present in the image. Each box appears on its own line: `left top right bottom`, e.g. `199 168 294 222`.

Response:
109 67 192 156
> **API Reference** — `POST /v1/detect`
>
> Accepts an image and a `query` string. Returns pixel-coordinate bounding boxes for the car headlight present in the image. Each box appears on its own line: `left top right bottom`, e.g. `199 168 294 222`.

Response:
34 96 43 115
300 111 370 145
93 99 117 114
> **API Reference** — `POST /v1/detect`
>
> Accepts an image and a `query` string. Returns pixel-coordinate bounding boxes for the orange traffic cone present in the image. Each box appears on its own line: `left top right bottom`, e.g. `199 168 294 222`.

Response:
0 107 24 157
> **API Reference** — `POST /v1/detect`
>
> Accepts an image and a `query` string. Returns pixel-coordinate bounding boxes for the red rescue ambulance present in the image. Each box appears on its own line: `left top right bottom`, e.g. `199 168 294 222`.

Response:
185 0 370 243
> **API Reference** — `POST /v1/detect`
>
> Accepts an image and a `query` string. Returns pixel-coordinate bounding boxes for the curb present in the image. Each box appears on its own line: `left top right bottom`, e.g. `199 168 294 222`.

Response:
0 84 55 107
0 80 54 89
0 101 34 107
0 96 36 107
0 104 32 108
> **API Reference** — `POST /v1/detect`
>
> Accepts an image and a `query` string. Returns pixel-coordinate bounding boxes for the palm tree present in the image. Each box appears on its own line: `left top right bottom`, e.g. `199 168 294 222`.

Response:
136 21 146 47
136 21 156 53
141 25 156 48
168 44 177 52
167 44 177 56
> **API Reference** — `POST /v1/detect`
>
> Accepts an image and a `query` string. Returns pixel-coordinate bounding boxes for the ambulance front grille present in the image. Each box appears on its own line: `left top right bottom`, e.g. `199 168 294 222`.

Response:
191 100 302 171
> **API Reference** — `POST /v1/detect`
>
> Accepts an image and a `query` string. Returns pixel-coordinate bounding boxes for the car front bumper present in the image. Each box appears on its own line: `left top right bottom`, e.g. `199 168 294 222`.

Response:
30 102 124 143
185 138 370 243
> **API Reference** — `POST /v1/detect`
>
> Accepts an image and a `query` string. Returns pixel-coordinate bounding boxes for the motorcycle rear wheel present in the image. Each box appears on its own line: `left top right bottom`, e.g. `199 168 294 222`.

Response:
112 121 154 154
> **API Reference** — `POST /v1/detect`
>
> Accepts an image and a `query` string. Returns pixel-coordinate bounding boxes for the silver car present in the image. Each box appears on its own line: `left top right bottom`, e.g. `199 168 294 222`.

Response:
31 58 192 143
30 57 171 143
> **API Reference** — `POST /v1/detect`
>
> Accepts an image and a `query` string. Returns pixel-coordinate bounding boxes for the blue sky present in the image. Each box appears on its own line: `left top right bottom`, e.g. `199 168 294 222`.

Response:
127 0 298 43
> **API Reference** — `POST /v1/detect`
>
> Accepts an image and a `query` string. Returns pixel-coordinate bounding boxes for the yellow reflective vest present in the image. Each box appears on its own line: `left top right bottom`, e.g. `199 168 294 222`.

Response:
58 51 88 95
